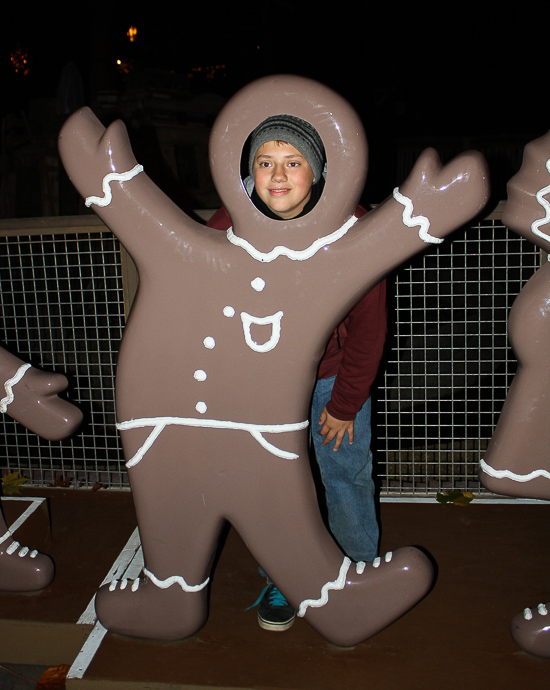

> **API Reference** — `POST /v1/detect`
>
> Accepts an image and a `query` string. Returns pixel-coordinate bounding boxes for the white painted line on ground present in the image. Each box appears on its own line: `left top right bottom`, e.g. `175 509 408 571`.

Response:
68 527 143 681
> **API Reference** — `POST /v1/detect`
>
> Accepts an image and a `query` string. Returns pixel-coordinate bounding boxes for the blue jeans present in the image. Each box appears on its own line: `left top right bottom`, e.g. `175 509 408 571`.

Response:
310 375 379 563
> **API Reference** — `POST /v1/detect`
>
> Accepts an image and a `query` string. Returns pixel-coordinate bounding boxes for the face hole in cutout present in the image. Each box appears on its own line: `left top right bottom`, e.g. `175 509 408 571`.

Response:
241 116 326 221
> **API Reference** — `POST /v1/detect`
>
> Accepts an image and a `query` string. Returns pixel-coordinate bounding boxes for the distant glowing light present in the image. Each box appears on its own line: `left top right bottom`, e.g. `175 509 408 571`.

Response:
116 58 134 74
10 47 30 75
188 64 226 81
127 26 138 42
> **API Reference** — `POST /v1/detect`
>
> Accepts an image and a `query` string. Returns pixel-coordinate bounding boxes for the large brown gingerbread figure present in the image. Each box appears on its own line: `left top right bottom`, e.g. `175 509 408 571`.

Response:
0 346 83 590
479 129 550 657
58 75 489 646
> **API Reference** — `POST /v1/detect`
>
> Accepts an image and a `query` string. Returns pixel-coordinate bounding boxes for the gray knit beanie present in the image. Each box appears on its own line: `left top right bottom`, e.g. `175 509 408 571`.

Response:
248 115 325 183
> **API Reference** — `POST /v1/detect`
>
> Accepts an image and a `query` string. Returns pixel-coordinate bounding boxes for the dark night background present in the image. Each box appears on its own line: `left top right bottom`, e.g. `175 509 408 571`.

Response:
1 3 548 207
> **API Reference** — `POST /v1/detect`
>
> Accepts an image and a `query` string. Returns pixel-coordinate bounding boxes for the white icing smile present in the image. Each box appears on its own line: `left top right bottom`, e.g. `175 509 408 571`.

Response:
240 310 284 353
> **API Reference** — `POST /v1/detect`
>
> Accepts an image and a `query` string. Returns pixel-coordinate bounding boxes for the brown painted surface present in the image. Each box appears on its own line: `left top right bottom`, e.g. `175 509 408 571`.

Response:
76 499 550 689
0 488 136 663
0 490 548 685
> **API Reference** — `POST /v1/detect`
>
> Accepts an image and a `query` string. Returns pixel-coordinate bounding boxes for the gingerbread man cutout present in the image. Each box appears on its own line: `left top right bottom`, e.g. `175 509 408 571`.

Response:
58 75 489 646
479 129 550 656
0 346 83 590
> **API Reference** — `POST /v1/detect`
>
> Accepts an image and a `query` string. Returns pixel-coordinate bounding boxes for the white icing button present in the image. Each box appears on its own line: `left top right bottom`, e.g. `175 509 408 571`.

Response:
203 337 215 349
194 370 207 381
196 402 207 414
223 306 235 317
251 277 265 292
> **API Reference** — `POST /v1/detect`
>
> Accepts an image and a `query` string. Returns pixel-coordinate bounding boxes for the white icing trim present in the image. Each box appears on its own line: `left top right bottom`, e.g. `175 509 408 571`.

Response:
393 187 443 245
480 458 550 483
6 541 19 555
524 607 533 620
85 164 144 208
117 416 309 466
226 215 358 263
0 363 31 413
297 557 351 617
240 311 283 353
144 567 209 593
532 159 550 242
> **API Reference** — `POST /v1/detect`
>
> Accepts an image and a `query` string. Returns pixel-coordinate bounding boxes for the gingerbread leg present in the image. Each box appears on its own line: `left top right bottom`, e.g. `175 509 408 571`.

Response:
227 436 434 647
0 509 54 592
511 602 550 658
96 427 433 644
94 427 225 639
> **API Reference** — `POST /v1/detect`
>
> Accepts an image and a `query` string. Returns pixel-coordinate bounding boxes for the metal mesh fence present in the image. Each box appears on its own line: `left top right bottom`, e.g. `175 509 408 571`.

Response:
0 211 542 495
0 228 126 488
374 209 541 495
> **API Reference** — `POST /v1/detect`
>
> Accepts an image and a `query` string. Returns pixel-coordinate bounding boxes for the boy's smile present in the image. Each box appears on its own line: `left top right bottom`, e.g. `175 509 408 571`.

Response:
253 141 315 219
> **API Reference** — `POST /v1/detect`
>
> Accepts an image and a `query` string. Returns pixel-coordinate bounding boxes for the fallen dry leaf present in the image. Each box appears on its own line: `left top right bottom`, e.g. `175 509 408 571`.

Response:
36 664 69 689
2 470 29 495
436 489 474 506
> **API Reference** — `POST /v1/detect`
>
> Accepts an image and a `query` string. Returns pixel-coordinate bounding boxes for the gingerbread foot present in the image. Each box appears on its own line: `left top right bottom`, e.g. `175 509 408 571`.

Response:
297 546 434 647
511 602 550 658
95 567 210 640
0 532 54 591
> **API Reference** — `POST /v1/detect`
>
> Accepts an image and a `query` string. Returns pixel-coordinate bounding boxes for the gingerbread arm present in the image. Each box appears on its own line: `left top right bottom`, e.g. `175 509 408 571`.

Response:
0 347 82 441
502 129 550 252
342 147 490 288
58 108 204 269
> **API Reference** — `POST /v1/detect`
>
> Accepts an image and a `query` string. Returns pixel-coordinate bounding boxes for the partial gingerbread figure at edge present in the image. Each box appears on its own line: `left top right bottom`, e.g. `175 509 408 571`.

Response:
479 128 550 657
0 346 83 591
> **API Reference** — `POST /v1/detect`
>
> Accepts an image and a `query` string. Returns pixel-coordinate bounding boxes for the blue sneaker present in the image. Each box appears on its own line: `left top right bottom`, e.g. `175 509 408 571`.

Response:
256 582 296 631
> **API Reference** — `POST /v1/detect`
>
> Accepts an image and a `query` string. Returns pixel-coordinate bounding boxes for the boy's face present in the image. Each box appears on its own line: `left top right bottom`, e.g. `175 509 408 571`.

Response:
253 141 315 219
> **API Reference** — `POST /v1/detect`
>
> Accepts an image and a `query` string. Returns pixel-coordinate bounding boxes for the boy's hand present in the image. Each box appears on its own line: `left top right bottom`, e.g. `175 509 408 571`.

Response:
318 407 354 451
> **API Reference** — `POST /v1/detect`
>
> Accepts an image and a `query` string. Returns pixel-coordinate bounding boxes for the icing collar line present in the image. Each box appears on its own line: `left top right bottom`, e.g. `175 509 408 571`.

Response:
226 215 359 263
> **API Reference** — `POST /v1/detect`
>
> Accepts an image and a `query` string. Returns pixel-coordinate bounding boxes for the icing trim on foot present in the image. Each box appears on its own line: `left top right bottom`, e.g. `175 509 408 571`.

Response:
480 458 550 483
107 567 209 594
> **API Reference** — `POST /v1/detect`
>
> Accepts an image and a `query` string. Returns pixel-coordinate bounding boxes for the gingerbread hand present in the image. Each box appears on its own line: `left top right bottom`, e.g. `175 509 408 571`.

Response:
502 129 550 252
397 147 490 243
58 108 203 268
0 348 83 441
